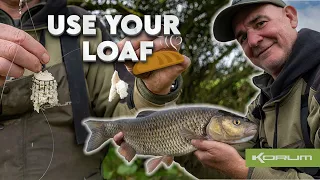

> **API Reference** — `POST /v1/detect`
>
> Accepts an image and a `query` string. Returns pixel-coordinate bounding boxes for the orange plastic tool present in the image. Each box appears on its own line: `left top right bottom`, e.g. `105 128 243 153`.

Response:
133 51 184 75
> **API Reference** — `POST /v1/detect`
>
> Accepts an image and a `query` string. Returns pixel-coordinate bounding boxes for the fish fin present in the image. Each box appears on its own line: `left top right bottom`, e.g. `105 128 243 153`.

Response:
118 142 136 162
179 127 206 140
136 110 157 118
162 156 174 168
83 120 110 153
145 156 163 174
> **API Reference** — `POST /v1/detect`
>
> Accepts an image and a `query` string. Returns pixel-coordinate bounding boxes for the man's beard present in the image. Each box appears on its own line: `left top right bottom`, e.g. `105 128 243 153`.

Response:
266 48 292 78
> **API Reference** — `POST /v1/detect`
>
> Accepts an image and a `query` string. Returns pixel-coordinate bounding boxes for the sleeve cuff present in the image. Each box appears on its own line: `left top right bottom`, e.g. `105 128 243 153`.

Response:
247 167 255 179
249 167 279 179
132 75 182 109
248 167 314 179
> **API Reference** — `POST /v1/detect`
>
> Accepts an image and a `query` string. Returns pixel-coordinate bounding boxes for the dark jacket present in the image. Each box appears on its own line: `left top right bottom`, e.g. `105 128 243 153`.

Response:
175 29 320 179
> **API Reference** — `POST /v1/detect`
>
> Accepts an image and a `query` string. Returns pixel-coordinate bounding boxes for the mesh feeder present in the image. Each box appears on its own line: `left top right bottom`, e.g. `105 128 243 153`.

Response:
30 71 59 113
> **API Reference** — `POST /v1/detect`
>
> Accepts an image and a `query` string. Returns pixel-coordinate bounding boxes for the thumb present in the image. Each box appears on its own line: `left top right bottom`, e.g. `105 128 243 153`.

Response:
113 132 124 146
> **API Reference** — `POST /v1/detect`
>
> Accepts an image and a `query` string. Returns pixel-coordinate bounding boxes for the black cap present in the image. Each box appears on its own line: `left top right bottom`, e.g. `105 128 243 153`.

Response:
213 0 286 42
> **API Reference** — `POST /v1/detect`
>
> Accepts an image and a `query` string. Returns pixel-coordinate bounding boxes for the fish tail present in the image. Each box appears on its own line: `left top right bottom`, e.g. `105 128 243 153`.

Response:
83 119 118 153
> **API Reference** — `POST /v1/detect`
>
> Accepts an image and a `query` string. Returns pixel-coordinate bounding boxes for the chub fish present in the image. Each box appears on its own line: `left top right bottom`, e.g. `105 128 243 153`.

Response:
83 106 257 174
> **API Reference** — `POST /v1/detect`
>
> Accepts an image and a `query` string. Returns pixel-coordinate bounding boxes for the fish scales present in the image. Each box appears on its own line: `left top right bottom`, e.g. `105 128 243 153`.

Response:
84 105 258 176
113 107 219 156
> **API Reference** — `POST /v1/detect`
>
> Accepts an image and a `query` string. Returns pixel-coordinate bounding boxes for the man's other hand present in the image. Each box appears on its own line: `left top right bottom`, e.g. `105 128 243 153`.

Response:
113 132 124 146
192 139 249 179
117 33 190 95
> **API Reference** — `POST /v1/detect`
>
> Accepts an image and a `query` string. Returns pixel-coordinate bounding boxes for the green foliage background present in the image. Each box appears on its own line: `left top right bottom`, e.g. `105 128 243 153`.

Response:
67 0 262 179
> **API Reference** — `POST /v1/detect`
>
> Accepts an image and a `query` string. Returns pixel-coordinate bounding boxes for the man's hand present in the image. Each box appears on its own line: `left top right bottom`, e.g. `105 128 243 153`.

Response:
117 33 190 95
0 23 49 86
191 140 249 179
113 133 248 179
113 132 124 146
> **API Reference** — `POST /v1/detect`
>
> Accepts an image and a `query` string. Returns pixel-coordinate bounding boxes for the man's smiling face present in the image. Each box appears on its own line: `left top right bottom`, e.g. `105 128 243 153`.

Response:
232 4 298 78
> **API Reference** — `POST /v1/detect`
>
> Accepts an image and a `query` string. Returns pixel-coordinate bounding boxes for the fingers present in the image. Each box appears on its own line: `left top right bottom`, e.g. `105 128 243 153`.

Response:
113 132 124 146
117 31 155 52
118 30 183 75
194 150 210 163
0 24 50 65
153 36 182 51
173 55 191 74
0 76 5 86
124 61 135 72
124 61 152 79
118 29 188 85
118 32 155 72
150 55 190 78
191 139 220 151
0 39 42 72
118 31 181 58
0 57 24 78
134 36 182 58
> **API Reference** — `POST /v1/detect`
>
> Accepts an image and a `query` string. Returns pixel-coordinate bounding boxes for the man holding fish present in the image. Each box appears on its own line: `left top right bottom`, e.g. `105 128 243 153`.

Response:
113 0 320 179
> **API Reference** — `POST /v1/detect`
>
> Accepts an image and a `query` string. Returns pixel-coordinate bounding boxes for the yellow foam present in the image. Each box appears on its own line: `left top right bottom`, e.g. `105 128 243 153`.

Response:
133 51 184 75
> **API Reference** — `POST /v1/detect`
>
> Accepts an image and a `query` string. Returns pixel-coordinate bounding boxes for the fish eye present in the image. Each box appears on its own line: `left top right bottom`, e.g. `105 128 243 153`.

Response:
233 119 241 125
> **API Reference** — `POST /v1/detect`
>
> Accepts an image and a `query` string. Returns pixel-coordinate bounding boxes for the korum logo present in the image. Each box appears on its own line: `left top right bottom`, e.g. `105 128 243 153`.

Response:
246 149 320 167
252 152 313 164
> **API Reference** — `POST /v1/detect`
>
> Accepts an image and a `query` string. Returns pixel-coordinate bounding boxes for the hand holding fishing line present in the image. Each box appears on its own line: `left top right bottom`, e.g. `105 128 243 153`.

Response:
0 23 49 86
0 2 54 180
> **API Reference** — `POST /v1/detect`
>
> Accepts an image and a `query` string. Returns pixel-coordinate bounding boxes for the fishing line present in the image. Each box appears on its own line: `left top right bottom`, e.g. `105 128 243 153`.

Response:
0 1 78 179
23 2 83 179
0 2 54 179
39 108 55 180
0 35 21 101
25 2 39 41
22 1 55 179
0 0 26 102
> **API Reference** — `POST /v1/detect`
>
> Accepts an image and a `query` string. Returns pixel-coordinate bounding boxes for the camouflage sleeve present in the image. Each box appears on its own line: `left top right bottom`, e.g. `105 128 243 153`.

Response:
111 75 183 117
173 138 257 179
82 20 182 118
247 94 315 179
248 167 314 179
